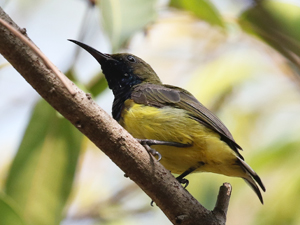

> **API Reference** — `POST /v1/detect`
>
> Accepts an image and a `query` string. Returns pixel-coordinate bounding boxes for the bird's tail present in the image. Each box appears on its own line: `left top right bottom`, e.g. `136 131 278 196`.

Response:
237 157 266 204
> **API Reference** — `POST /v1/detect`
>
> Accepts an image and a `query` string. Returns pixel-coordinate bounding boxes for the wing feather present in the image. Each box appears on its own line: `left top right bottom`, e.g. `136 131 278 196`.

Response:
131 83 243 158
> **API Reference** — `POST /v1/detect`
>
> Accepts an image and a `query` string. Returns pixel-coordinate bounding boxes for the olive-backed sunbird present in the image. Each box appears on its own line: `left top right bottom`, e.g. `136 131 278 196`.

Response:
69 39 266 204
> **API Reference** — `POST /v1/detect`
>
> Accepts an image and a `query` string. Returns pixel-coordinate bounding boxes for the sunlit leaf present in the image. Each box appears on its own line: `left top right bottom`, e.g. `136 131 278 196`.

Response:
98 0 157 52
170 0 224 28
264 1 300 42
239 1 300 71
0 192 28 225
5 99 83 225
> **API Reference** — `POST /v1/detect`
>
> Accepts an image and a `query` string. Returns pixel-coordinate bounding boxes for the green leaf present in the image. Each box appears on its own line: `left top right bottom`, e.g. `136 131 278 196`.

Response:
5 99 83 225
0 192 28 225
98 0 157 52
239 2 300 70
170 0 224 28
87 73 108 97
265 1 300 43
64 68 77 82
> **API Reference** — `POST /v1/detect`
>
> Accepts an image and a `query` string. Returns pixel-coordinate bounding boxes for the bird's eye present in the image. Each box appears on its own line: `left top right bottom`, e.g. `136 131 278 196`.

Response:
127 55 136 62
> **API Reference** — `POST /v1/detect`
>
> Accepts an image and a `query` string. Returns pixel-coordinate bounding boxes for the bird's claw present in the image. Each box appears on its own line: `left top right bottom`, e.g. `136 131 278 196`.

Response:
137 138 190 162
176 177 189 188
137 139 163 161
150 149 162 161
150 200 155 207
136 139 191 148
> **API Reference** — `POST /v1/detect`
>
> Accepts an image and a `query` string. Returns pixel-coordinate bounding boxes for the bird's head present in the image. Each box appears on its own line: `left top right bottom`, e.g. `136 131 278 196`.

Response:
69 40 162 93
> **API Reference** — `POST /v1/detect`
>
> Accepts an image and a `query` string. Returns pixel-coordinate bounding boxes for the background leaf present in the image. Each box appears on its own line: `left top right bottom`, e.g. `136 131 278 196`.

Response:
5 100 83 225
0 192 28 225
239 1 300 71
98 0 157 52
87 73 108 97
169 0 224 28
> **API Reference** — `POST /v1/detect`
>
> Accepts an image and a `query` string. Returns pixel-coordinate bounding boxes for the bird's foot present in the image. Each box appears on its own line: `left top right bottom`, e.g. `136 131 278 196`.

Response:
137 140 162 161
136 139 191 148
176 177 189 188
136 139 191 161
150 200 155 207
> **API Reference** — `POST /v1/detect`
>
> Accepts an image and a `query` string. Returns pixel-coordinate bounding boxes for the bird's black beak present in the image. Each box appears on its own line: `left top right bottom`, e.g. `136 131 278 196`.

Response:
68 39 117 64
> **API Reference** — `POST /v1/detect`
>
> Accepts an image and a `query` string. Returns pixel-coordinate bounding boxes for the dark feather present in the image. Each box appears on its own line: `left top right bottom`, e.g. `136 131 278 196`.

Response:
131 83 244 159
243 178 264 204
237 157 266 192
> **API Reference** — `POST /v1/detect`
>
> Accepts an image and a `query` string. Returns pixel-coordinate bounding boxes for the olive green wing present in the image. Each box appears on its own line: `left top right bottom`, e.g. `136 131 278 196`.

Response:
131 83 243 159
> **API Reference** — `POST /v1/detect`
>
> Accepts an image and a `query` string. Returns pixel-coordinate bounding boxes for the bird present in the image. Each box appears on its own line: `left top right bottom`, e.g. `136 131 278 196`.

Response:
69 39 266 204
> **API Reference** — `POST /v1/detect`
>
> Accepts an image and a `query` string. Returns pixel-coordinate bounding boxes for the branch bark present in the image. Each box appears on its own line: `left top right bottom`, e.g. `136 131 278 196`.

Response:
0 7 230 225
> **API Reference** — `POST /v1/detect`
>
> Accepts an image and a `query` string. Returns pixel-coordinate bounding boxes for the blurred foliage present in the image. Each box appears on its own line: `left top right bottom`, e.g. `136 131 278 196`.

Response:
170 0 225 28
0 192 28 225
4 100 83 225
1 0 300 225
87 73 108 97
98 0 157 52
239 1 300 72
253 140 300 225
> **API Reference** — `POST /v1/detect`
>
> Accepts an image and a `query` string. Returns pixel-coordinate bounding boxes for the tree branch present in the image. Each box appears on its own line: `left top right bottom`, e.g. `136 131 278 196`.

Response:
0 7 230 225
212 183 232 224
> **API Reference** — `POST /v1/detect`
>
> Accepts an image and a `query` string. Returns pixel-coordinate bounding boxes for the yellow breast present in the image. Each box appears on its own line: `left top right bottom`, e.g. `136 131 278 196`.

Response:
119 99 244 177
